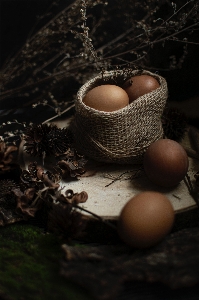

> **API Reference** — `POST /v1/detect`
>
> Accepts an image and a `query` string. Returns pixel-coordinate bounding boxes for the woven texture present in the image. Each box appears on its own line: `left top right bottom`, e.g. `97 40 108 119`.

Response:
71 70 168 164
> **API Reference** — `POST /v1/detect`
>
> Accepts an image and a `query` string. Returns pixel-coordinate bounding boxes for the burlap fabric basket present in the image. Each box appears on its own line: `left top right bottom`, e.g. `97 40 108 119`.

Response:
71 69 168 164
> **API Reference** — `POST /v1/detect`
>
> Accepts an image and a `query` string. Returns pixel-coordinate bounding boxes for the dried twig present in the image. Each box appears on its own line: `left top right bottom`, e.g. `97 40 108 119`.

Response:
104 168 143 187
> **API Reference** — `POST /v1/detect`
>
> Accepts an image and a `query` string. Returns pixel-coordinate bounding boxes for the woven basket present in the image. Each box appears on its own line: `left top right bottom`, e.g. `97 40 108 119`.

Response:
71 69 168 164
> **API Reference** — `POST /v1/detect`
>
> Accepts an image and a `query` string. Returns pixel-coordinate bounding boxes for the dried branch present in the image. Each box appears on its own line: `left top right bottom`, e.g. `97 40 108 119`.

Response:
0 0 198 116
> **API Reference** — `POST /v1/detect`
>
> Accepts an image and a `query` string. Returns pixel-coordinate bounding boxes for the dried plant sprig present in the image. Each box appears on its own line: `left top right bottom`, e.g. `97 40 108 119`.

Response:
0 0 107 108
32 98 75 125
71 0 106 70
96 0 199 68
184 172 199 208
0 0 198 115
104 167 143 187
19 161 61 192
0 140 19 174
0 180 23 226
41 102 75 125
0 119 28 146
161 106 188 142
57 148 87 178
24 123 72 157
46 200 87 240
74 204 117 230
0 180 19 198
188 126 199 155
13 187 40 218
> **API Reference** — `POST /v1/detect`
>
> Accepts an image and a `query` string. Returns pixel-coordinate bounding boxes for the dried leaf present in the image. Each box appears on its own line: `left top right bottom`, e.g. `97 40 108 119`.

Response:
161 107 187 142
0 141 19 174
20 162 60 192
64 189 88 204
12 187 40 218
57 149 87 178
0 180 24 225
47 201 88 240
189 126 199 155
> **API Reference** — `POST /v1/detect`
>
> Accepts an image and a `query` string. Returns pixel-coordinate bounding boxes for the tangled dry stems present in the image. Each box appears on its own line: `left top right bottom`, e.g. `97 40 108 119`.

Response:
0 0 198 122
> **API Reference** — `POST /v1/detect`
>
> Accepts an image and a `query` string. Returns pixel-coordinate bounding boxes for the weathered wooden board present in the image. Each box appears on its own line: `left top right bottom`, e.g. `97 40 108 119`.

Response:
59 155 198 218
21 118 199 219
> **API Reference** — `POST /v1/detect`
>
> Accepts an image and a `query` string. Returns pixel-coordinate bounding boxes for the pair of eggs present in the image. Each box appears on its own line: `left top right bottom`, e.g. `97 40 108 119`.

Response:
118 139 189 249
83 74 160 111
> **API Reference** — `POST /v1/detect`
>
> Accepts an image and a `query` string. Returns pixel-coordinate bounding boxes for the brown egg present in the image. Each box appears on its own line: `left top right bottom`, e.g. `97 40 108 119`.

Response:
82 84 129 112
143 139 189 187
117 191 175 249
123 74 160 103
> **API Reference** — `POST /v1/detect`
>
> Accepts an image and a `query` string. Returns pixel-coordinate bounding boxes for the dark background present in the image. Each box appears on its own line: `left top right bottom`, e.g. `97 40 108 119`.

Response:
0 0 199 102
0 0 51 67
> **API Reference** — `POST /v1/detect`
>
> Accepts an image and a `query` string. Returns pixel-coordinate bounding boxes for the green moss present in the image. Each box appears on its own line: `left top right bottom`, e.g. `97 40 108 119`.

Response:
0 223 94 300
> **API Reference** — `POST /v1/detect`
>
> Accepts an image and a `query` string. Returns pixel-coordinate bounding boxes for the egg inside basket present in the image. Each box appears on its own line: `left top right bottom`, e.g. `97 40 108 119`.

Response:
71 69 168 164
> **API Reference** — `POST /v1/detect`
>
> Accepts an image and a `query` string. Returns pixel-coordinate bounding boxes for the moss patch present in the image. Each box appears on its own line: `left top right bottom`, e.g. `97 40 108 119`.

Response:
0 223 94 300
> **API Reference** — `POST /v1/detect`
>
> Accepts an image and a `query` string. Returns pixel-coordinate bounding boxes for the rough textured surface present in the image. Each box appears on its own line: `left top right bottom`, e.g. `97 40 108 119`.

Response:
72 69 167 164
61 226 199 300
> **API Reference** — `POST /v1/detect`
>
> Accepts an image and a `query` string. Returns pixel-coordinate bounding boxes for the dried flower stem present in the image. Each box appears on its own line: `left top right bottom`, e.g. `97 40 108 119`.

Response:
102 22 199 63
184 147 199 160
189 126 199 155
184 173 199 207
74 204 117 230
1 0 198 109
104 168 143 187
42 103 75 124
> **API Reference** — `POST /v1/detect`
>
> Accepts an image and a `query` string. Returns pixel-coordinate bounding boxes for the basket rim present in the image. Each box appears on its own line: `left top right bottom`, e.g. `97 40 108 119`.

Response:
76 69 168 115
